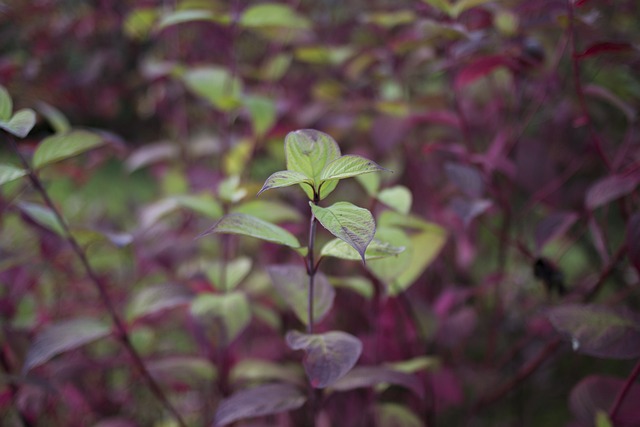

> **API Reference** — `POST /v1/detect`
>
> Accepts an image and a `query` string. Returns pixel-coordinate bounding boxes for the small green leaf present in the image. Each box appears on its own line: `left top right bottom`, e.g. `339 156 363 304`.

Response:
378 186 412 214
191 292 251 343
126 284 193 322
375 403 423 427
157 10 217 29
310 202 375 262
386 356 441 373
37 102 70 134
17 201 65 236
206 257 252 291
356 173 381 197
0 86 12 121
320 154 387 181
218 175 247 203
260 53 292 81
595 410 613 427
23 318 111 373
123 7 159 39
244 95 277 137
173 194 223 218
0 109 36 138
201 213 301 248
286 330 362 388
320 238 404 261
182 66 243 111
329 276 374 299
33 130 104 169
230 359 304 386
239 3 311 30
0 164 27 187
257 170 313 195
232 200 301 223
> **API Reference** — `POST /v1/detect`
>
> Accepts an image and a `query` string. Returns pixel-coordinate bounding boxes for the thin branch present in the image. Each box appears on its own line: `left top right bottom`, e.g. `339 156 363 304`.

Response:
609 358 640 421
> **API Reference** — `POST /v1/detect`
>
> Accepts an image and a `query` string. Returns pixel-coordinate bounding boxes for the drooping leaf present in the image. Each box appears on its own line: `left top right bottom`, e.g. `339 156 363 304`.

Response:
331 366 424 398
182 67 242 111
37 102 70 134
229 359 304 387
286 330 362 388
547 304 640 359
206 257 252 291
268 264 335 326
126 284 193 322
23 318 111 373
320 238 404 261
0 164 27 187
190 292 251 344
213 383 306 427
257 170 313 196
586 174 640 210
319 154 386 181
200 213 300 248
0 86 13 121
0 109 36 138
375 403 423 427
239 3 311 30
244 95 277 137
627 213 640 276
535 211 578 252
310 202 375 262
377 186 412 214
232 200 301 223
33 130 104 169
570 375 640 426
17 201 65 236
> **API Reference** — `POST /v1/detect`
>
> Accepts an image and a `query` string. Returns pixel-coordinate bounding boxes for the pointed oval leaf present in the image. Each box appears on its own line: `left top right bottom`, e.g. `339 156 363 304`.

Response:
200 213 300 248
320 238 404 261
232 200 301 223
319 154 387 181
0 86 12 121
23 318 111 373
268 264 335 325
244 95 277 137
17 201 65 236
33 130 104 169
331 366 424 398
0 109 36 138
586 174 640 210
182 67 242 111
548 304 640 359
0 164 27 187
190 292 251 343
329 276 374 299
206 257 252 291
310 202 375 262
286 330 362 388
157 10 218 30
257 170 313 196
37 102 70 134
239 3 311 30
377 186 412 214
126 284 193 322
570 375 640 426
213 383 306 427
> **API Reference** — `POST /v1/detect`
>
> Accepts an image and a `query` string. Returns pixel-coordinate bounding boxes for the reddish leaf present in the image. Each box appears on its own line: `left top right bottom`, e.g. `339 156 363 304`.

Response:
627 213 640 276
585 174 640 210
331 366 424 398
455 55 511 90
535 211 578 252
576 42 633 59
570 375 640 426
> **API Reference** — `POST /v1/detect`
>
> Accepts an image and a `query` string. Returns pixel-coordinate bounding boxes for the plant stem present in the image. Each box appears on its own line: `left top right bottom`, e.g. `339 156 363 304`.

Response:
609 358 640 421
9 137 188 427
307 199 318 333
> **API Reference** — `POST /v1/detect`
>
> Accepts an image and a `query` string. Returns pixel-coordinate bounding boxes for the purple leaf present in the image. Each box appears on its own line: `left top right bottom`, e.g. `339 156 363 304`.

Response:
213 383 306 426
547 304 640 359
585 174 640 210
534 211 578 252
450 197 492 227
331 366 424 398
576 42 633 59
627 213 640 276
570 375 640 426
454 55 511 90
286 330 362 388
445 162 484 198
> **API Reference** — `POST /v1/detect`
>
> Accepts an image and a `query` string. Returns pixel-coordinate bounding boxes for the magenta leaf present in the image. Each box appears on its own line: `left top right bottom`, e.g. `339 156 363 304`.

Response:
534 211 578 252
213 383 306 426
570 375 640 426
627 213 640 276
331 366 424 398
576 42 633 59
454 55 511 90
585 174 640 210
286 330 362 388
547 304 640 359
23 318 112 373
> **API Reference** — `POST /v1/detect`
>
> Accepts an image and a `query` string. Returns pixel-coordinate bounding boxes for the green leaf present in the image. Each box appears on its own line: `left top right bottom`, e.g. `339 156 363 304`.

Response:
356 172 381 197
182 66 243 111
218 175 247 203
421 0 452 15
173 194 223 218
378 186 412 214
157 10 217 30
595 410 613 427
126 284 193 322
17 201 65 236
230 359 304 386
239 3 311 30
320 154 387 181
260 53 292 81
310 202 375 262
33 130 104 169
201 213 301 248
23 318 111 373
0 86 12 121
147 356 217 386
386 356 441 373
268 265 335 326
206 257 252 291
257 170 313 196
320 238 404 261
329 276 374 299
37 102 70 134
0 109 36 138
244 95 277 137
191 292 251 343
375 403 423 427
285 129 341 199
0 164 27 187
286 330 362 388
123 7 159 39
232 200 301 223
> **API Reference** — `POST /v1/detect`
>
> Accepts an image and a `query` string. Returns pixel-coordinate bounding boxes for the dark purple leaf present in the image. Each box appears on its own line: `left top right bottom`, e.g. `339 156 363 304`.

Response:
450 197 492 227
628 213 640 276
331 366 424 398
585 174 640 210
535 211 578 252
589 217 610 263
570 375 640 426
547 304 640 359
576 42 633 59
286 330 362 388
213 383 306 427
455 55 511 90
445 162 484 198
